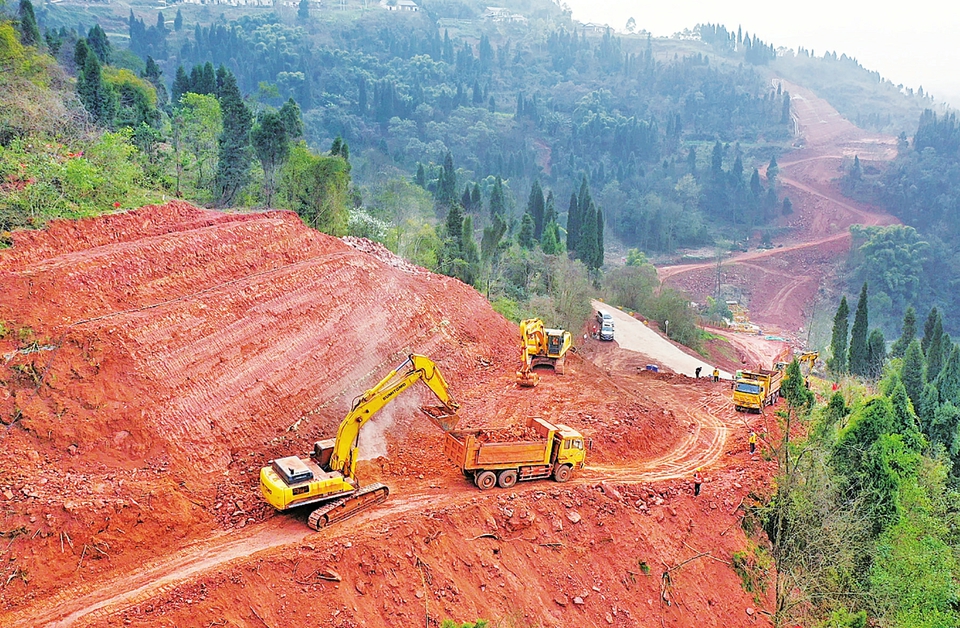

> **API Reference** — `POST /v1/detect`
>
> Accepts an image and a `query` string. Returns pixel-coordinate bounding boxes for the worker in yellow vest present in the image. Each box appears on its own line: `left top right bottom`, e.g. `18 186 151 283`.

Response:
712 367 720 382
749 431 757 454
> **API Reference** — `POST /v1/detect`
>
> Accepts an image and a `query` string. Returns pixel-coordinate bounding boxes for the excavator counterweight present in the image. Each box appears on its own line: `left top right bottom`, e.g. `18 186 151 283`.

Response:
517 318 572 387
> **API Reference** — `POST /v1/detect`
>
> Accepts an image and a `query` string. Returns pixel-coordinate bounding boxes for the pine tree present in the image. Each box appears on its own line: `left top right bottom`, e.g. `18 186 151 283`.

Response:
828 296 850 374
174 8 183 32
17 0 41 47
890 306 917 358
142 56 168 108
527 179 545 240
901 339 925 410
414 163 426 188
782 197 792 216
215 71 253 206
461 186 473 212
200 62 216 97
848 283 870 377
711 141 723 178
866 329 886 380
357 78 367 115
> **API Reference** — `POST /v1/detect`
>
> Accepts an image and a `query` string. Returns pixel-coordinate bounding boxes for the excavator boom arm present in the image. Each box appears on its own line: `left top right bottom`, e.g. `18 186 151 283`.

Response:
328 354 459 479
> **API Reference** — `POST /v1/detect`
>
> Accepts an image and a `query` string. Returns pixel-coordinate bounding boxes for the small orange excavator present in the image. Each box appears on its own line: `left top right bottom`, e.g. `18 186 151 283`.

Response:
517 318 572 387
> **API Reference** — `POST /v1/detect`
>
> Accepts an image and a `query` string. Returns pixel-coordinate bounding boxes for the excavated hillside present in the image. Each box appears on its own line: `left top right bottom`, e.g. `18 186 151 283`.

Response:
0 202 774 627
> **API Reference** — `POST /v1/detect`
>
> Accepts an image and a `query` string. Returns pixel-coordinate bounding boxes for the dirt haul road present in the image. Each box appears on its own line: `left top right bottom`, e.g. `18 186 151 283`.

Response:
0 204 775 628
591 300 733 380
658 78 899 334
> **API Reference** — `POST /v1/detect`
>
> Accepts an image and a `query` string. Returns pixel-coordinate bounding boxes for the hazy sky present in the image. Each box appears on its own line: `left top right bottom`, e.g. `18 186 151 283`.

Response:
561 0 960 109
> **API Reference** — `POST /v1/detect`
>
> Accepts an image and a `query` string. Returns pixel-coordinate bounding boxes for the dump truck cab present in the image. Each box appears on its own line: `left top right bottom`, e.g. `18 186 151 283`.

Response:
552 423 587 468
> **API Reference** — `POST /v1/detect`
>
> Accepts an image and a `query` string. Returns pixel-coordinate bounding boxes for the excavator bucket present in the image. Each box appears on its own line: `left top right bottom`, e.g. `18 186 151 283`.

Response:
421 405 461 432
516 370 540 387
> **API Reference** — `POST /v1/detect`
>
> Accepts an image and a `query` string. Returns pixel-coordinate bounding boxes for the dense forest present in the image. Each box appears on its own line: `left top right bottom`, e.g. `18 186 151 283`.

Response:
2 0 808 343
838 109 960 337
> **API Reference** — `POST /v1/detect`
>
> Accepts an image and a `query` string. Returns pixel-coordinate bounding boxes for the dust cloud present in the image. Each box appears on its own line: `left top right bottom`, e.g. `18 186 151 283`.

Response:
357 392 423 460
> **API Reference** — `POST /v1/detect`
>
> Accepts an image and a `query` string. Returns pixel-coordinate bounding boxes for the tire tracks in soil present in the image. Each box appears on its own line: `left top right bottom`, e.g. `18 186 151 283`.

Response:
5 363 744 628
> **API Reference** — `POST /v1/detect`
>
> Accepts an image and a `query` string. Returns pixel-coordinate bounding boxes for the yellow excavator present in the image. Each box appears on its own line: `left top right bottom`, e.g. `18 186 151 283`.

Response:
517 318 572 387
259 354 460 529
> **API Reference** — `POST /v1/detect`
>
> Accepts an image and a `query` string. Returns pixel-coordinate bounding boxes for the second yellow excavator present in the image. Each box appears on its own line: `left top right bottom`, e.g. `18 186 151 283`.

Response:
259 354 460 529
517 318 572 387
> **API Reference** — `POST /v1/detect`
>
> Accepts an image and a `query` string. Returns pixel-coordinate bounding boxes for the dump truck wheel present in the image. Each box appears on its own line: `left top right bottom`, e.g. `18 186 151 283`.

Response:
497 469 518 489
475 470 497 490
553 465 572 483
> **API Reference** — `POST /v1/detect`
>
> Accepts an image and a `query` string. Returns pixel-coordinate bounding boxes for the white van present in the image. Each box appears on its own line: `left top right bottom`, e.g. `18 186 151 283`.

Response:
596 310 615 341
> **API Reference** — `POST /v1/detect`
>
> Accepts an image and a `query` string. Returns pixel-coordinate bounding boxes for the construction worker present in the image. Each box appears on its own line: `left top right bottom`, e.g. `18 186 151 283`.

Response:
712 367 720 382
695 366 702 379
693 468 703 496
749 431 757 454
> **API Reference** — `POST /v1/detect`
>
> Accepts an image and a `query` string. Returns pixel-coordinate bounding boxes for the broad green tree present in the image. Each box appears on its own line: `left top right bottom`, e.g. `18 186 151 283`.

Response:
278 143 351 235
251 110 290 207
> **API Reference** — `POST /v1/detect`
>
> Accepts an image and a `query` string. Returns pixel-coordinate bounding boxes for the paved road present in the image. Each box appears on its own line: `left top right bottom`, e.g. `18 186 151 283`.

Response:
591 300 733 380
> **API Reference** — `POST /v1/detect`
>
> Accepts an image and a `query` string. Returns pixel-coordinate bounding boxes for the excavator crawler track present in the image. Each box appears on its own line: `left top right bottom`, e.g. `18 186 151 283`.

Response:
307 483 390 530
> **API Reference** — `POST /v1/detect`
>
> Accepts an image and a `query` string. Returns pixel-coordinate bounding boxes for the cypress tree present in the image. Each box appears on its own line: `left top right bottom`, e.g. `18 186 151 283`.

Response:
579 201 598 269
78 49 116 127
489 176 505 217
711 140 723 178
926 320 946 381
922 307 941 354
437 152 457 208
445 203 463 247
461 186 473 212
215 71 253 206
848 282 869 377
298 0 310 21
901 339 925 411
471 183 481 211
172 65 190 104
17 0 41 47
278 98 303 140
890 306 917 358
527 179 545 240
518 214 535 249
866 329 886 380
86 24 111 64
544 190 556 224
200 62 216 97
596 207 604 269
174 8 183 31
828 296 850 374
541 222 561 255
414 163 426 188
461 214 479 284
74 38 90 71
565 191 580 252
934 344 960 406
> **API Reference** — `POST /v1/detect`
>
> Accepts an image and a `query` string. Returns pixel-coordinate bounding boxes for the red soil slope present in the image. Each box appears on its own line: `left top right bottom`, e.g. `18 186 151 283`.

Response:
659 79 899 334
0 203 775 627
